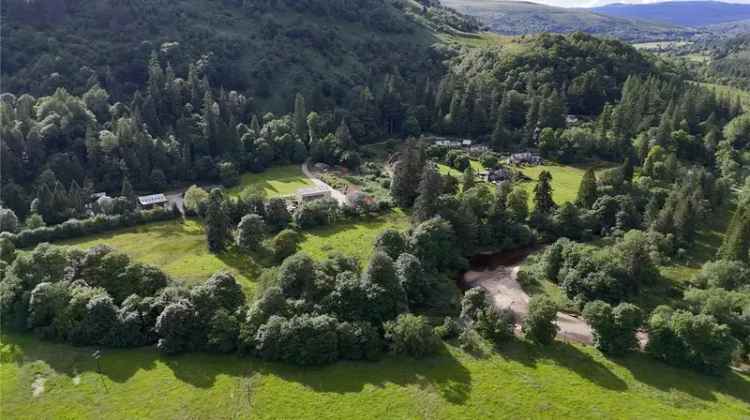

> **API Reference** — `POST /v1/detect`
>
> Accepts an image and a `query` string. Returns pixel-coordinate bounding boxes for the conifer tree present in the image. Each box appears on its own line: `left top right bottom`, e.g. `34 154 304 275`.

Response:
390 143 423 208
576 168 598 209
413 164 443 223
533 171 556 214
205 188 228 253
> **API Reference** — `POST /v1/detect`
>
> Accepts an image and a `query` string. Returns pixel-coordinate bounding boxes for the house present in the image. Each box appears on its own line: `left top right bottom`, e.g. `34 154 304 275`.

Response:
488 167 512 183
566 114 579 124
461 139 473 147
509 152 543 166
296 186 331 203
138 193 168 209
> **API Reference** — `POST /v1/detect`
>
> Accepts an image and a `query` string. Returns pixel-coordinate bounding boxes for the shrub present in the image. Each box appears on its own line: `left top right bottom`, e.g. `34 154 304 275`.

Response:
254 314 340 365
183 185 209 217
156 301 198 355
459 328 485 355
475 307 515 344
384 314 440 358
523 296 559 345
691 260 750 290
460 287 490 321
646 305 738 375
236 214 267 250
0 208 19 233
583 300 642 356
434 316 461 340
337 321 384 361
374 229 406 260
270 229 301 261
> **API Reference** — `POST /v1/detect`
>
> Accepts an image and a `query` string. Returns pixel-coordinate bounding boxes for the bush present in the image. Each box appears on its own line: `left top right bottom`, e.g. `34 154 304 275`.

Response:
337 321 384 361
156 301 198 355
459 328 485 355
183 185 209 217
384 314 440 358
646 305 738 375
0 208 19 233
293 198 339 229
270 229 301 261
373 229 406 260
236 214 267 250
254 314 340 365
475 307 515 344
434 316 461 340
691 260 750 290
523 296 558 345
583 300 642 356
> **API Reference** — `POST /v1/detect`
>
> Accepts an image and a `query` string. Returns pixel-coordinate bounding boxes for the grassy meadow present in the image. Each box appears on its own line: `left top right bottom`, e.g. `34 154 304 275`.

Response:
55 209 411 295
59 219 259 294
2 332 748 420
227 165 314 198
518 163 614 206
299 210 410 263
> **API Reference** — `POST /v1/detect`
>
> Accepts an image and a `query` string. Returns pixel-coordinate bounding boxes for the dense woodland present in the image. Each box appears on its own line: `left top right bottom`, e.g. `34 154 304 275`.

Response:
1 0 749 375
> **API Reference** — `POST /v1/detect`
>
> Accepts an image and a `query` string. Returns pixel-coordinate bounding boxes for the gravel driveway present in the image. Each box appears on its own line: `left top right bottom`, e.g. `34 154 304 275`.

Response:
463 259 594 345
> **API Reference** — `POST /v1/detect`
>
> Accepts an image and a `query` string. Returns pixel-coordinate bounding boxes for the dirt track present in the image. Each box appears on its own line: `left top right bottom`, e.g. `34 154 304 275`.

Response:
462 256 594 345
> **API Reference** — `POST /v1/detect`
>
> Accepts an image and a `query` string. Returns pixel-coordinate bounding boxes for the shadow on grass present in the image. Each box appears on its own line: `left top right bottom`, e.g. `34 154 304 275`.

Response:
255 343 472 404
499 339 628 392
614 353 750 404
3 333 472 404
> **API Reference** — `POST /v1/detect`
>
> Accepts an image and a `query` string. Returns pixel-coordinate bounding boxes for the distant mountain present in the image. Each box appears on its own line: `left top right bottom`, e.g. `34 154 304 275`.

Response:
441 0 697 41
592 1 750 27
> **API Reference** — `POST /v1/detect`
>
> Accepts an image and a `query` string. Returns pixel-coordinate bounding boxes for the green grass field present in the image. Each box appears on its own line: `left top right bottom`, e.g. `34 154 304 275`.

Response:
299 210 410 263
2 332 748 419
518 163 612 206
55 210 411 295
59 220 260 294
227 165 314 198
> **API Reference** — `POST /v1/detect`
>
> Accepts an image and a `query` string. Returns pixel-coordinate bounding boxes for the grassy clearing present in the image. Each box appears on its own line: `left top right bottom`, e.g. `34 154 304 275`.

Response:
59 219 259 294
299 210 410 264
227 165 314 198
56 209 411 294
2 332 748 419
518 163 612 206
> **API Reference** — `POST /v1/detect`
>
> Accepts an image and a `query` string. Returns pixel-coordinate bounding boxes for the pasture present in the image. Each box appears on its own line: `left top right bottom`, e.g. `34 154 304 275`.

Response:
2 332 748 419
227 165 314 198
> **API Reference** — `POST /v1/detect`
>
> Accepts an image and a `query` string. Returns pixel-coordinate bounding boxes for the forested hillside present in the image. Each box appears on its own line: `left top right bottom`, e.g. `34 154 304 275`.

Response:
1 0 473 110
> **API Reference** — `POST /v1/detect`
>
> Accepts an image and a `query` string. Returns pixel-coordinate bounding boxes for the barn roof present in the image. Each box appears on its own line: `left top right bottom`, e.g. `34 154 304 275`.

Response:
138 194 168 206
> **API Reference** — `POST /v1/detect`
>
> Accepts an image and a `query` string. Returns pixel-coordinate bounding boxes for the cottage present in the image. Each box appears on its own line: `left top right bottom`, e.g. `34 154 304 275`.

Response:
138 193 168 209
488 167 512 183
461 139 473 147
509 152 543 166
296 186 331 203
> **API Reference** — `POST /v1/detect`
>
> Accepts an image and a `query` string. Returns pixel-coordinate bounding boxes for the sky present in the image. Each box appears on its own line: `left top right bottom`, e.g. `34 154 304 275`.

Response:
530 0 750 7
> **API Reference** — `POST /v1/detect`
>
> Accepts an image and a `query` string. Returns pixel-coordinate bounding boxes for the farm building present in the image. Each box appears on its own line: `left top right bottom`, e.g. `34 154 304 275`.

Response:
509 152 543 165
138 193 168 209
296 186 331 203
